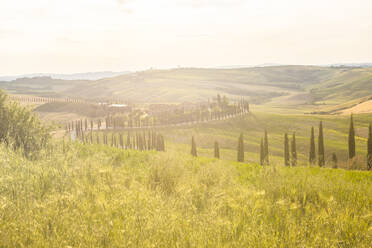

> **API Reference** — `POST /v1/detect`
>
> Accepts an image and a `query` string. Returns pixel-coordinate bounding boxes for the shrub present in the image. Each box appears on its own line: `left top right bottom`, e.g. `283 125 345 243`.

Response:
0 91 50 158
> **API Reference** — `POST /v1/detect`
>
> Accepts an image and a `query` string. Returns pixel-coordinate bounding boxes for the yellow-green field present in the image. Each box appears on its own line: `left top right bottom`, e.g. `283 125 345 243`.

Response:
0 142 371 247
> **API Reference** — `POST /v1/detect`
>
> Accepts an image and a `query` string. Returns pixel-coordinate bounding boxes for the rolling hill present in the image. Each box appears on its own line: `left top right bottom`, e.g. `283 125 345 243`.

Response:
1 66 371 109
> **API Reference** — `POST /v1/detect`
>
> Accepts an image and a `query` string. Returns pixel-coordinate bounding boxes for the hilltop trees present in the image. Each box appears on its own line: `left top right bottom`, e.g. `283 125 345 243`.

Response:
368 124 372 170
284 133 290 166
309 126 316 165
348 115 356 159
291 132 297 166
237 133 244 162
191 136 197 157
318 121 325 167
214 141 220 159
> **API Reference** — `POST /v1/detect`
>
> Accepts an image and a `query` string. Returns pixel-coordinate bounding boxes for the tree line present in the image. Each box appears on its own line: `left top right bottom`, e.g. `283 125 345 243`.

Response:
66 96 250 131
69 127 165 152
191 115 372 170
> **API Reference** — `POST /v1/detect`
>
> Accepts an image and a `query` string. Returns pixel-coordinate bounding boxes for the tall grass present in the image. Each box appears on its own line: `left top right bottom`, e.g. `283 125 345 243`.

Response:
0 142 370 247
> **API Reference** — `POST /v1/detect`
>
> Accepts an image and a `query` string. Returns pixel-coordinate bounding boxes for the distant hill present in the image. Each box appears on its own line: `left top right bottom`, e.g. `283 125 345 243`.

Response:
328 63 372 68
0 71 130 82
1 66 371 107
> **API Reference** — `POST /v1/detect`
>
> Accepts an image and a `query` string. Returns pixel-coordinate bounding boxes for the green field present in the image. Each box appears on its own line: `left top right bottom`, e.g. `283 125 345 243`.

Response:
0 142 371 247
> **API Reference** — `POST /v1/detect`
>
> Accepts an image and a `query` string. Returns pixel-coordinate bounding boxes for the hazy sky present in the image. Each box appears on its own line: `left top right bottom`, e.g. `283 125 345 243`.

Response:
1 0 372 75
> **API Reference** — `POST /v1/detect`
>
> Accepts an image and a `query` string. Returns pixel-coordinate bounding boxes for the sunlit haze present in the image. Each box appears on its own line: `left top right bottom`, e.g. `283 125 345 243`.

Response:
1 0 372 75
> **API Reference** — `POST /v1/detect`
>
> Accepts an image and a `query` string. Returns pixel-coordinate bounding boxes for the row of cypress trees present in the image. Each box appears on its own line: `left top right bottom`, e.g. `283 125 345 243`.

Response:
74 130 165 152
66 98 250 131
190 115 372 170
308 121 325 166
280 116 370 169
282 132 298 166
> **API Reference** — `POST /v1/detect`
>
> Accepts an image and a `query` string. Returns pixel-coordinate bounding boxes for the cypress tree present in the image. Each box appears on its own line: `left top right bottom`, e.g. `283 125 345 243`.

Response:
132 135 136 150
147 131 153 150
260 138 264 166
348 114 356 159
214 141 220 159
136 133 139 150
264 129 269 165
160 135 165 152
191 136 197 157
309 126 316 165
332 153 338 169
284 133 290 166
139 133 143 151
156 134 162 151
152 131 156 150
237 133 244 162
291 132 297 166
318 121 325 167
126 132 131 149
142 132 147 150
368 124 372 170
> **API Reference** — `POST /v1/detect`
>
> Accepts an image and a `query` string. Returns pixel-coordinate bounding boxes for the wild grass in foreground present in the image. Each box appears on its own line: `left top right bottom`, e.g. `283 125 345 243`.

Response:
0 143 371 247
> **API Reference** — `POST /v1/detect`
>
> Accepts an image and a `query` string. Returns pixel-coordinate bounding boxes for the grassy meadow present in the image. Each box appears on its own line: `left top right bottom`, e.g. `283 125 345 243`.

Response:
0 142 371 247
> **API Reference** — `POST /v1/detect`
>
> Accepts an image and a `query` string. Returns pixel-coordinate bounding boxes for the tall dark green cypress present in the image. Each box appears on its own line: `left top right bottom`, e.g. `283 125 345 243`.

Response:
260 138 264 166
291 132 297 166
139 133 144 151
214 141 220 159
367 124 372 170
120 133 123 148
284 133 290 166
156 134 162 151
348 114 356 159
264 129 269 165
191 136 197 157
147 131 152 150
318 121 325 167
126 132 131 149
332 153 338 169
237 133 244 162
309 126 316 165
157 135 165 152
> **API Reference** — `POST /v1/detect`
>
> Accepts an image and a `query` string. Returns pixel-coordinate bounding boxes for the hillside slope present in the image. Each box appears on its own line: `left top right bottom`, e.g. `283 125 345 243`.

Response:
310 68 372 104
1 66 371 106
